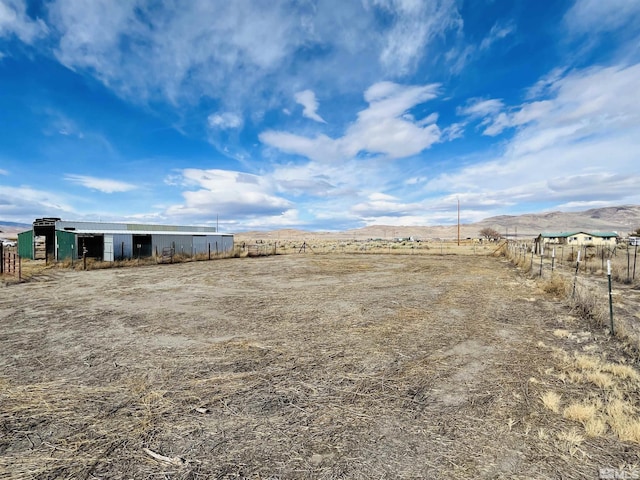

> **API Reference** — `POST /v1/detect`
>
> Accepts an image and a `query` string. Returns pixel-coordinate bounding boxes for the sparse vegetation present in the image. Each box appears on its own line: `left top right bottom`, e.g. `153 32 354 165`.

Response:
3 250 640 477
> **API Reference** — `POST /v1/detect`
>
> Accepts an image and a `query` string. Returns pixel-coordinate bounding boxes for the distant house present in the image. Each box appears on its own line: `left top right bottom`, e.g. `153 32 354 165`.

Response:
535 231 618 253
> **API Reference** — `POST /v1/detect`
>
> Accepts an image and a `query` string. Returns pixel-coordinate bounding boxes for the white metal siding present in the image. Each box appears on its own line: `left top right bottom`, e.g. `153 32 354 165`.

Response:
104 235 114 262
192 236 207 256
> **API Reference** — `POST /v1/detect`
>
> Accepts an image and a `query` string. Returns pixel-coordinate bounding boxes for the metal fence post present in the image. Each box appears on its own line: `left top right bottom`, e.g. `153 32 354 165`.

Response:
607 260 614 335
572 251 581 299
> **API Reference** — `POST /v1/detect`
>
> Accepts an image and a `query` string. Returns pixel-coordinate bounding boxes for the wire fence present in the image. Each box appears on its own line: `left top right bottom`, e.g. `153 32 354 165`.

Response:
500 239 640 353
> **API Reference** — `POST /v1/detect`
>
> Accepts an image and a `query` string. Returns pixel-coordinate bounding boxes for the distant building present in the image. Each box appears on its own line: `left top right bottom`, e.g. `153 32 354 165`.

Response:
17 218 233 261
534 231 618 253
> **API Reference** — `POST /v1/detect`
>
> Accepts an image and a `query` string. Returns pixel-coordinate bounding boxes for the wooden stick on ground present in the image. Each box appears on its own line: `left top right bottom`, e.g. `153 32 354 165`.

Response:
143 447 185 465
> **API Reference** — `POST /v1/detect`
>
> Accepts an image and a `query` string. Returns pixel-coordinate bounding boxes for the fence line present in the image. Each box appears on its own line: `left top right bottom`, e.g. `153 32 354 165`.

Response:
1 250 21 281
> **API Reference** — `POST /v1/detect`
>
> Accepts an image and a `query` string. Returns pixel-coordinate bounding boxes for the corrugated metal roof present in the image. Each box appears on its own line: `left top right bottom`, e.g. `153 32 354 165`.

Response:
55 220 218 234
59 229 232 236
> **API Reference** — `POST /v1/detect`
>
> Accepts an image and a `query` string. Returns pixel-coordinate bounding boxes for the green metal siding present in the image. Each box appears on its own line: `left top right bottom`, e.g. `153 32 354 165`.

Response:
17 230 33 259
56 230 77 260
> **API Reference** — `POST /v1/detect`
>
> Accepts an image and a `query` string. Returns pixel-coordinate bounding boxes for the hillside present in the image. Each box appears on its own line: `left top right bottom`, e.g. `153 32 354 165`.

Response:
235 205 640 241
0 221 30 240
4 205 639 242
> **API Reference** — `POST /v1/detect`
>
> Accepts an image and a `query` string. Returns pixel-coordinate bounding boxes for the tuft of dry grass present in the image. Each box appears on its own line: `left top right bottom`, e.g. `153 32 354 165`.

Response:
584 417 608 437
563 402 598 424
585 371 614 389
601 363 640 381
557 428 584 445
606 398 640 442
543 275 570 297
541 391 562 413
539 340 640 444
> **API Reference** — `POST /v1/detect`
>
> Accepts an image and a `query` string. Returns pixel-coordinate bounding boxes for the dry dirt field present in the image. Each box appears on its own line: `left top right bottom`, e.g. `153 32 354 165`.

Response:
1 254 640 479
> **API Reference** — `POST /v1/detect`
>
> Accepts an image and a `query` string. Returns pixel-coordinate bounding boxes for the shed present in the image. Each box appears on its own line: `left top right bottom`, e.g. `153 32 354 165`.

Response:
18 219 234 262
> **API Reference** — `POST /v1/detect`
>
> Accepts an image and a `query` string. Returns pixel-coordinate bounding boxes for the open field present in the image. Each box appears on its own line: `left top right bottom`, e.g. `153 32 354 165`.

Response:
1 254 640 479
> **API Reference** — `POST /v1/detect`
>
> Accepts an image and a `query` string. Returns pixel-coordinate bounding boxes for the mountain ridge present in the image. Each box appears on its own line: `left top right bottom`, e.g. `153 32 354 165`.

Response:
2 206 639 241
235 205 640 240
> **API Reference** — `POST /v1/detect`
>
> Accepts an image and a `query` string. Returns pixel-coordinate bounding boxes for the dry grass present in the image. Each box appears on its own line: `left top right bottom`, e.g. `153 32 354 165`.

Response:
541 391 562 413
543 275 570 297
563 402 599 424
3 252 640 478
537 343 640 445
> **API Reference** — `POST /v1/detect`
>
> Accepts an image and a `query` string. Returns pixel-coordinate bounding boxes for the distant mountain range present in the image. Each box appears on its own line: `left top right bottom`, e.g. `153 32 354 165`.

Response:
0 221 30 228
235 205 640 241
0 221 30 239
3 205 639 241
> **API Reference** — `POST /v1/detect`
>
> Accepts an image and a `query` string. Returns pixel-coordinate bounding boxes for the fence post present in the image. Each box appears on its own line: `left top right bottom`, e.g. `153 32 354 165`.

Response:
0 243 3 274
607 260 614 335
208 243 211 260
551 248 555 273
539 252 544 277
633 243 638 281
627 243 631 282
572 250 581 298
18 255 21 282
530 250 534 273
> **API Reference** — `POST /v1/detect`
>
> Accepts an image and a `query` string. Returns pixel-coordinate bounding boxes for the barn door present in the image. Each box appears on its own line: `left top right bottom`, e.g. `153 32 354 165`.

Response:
104 235 114 262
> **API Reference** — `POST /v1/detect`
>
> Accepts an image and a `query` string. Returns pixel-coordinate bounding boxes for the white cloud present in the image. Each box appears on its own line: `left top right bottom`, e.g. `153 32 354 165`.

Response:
207 112 243 130
166 169 292 220
0 185 76 221
65 174 138 193
351 192 421 216
261 81 442 162
0 168 8 175
0 0 48 44
564 0 640 34
294 90 326 123
426 63 640 212
372 0 462 75
458 98 504 118
46 0 313 104
479 21 515 51
38 0 462 112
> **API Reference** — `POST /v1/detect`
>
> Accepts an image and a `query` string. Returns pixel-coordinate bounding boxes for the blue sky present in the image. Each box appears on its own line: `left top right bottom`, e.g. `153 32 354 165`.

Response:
1 0 639 231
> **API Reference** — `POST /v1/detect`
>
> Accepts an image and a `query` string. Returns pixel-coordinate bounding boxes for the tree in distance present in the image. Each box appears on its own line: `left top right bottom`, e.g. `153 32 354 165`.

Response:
479 227 502 241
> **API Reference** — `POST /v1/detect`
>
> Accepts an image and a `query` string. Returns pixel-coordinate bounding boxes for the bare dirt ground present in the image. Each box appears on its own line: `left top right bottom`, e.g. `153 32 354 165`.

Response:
1 254 639 479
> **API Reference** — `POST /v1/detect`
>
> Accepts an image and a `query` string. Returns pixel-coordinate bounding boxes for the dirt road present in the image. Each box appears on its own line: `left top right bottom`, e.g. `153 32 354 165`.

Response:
1 255 638 479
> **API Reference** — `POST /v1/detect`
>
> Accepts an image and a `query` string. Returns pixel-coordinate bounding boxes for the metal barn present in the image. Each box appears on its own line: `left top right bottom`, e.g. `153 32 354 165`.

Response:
18 218 233 261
